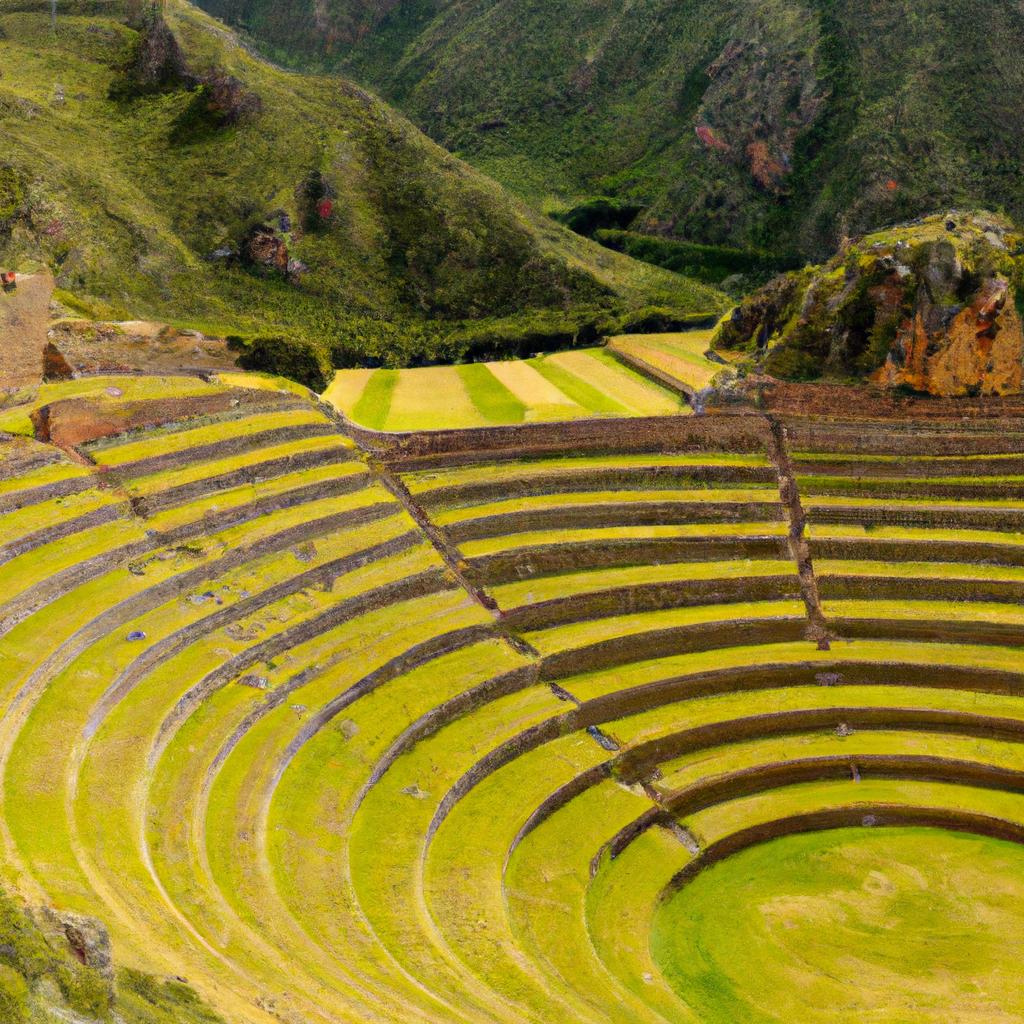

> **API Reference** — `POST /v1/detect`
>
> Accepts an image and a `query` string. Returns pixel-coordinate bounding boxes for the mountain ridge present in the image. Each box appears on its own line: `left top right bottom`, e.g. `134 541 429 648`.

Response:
0 0 721 381
195 0 1024 258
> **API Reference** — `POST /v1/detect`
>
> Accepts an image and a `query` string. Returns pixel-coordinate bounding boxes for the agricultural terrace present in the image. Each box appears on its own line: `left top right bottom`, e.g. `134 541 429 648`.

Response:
322 334 714 430
3 373 1024 1022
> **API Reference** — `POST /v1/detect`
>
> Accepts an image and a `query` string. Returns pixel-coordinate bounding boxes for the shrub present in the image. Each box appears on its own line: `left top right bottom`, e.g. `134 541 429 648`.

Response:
0 165 24 225
550 197 643 237
614 306 718 333
238 335 328 390
594 230 798 290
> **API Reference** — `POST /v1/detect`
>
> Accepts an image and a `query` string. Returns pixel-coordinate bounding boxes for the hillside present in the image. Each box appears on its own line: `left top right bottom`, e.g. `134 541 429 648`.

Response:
0 0 722 383
195 0 1024 257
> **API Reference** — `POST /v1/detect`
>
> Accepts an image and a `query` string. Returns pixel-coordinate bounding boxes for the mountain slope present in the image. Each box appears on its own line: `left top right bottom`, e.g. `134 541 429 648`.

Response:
195 0 1024 257
0 0 722 377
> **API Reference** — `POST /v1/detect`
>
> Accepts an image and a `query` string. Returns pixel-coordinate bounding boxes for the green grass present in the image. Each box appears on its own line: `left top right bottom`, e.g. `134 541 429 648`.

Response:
456 363 528 423
423 732 609 1018
198 0 1024 261
352 369 399 430
504 779 660 1024
530 356 632 415
345 681 567 1020
328 337 694 429
586 826 695 1022
15 373 1024 1024
652 827 1024 1024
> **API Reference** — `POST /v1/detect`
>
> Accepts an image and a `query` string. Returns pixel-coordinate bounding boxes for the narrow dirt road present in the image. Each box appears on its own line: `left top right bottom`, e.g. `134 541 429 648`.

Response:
0 271 54 390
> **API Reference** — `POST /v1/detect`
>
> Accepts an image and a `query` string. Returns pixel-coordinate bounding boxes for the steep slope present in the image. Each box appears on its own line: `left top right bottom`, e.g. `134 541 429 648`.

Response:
0 0 721 379
195 0 1024 257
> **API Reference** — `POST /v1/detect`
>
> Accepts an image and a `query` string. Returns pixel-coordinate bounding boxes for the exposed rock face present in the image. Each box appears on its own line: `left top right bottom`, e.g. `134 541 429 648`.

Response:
243 224 290 274
40 908 114 982
696 28 826 195
714 212 1024 397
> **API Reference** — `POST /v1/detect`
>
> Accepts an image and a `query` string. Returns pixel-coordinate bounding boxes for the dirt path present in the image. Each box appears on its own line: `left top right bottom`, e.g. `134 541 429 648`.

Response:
0 271 54 390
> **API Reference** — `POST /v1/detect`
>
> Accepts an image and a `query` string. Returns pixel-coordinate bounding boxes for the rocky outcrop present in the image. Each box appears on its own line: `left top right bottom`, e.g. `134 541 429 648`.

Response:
242 224 290 274
714 212 1024 397
693 24 826 195
40 908 113 983
115 9 261 125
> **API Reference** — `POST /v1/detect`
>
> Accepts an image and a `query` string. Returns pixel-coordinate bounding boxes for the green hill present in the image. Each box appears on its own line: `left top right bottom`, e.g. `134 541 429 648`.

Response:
194 0 1024 257
0 0 722 381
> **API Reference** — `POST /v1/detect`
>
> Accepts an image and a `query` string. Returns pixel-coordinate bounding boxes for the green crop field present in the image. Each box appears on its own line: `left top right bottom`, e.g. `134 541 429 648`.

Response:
323 337 688 429
3 373 1024 1023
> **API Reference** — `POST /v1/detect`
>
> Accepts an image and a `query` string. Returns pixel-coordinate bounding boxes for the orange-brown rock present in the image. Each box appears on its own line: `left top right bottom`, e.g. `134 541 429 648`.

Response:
874 277 1024 397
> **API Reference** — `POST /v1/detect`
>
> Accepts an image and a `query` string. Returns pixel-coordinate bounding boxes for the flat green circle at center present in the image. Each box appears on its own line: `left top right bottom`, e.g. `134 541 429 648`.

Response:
651 826 1024 1023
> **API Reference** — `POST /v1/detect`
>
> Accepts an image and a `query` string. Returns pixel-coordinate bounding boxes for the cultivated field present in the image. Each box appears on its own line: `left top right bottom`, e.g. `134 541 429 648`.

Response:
3 373 1024 1022
323 339 691 430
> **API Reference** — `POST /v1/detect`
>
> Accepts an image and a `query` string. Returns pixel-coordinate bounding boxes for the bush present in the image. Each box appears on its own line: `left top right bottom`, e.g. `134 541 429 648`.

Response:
550 197 643 237
614 306 718 334
594 230 799 289
238 335 329 390
0 164 24 225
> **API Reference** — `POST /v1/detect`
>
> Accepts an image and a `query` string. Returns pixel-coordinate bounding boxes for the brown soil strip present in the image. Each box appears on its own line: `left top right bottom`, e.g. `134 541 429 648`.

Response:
765 416 829 645
614 707 1024 786
0 475 95 514
446 500 785 545
35 389 305 450
0 272 53 390
467 535 792 587
810 535 1024 567
354 411 771 467
501 575 800 633
413 463 776 511
662 754 1024 820
818 575 1024 604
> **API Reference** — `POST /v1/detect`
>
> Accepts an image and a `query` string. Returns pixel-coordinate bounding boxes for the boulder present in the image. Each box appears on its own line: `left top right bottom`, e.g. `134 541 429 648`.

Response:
40 908 113 982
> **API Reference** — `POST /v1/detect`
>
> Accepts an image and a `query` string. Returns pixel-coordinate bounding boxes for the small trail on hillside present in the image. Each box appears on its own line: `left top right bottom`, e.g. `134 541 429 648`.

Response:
0 271 54 390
